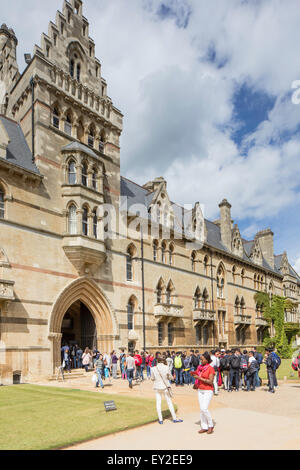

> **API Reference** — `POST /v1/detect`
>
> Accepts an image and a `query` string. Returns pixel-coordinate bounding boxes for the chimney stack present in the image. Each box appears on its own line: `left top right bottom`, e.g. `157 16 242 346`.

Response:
219 199 232 251
255 229 274 269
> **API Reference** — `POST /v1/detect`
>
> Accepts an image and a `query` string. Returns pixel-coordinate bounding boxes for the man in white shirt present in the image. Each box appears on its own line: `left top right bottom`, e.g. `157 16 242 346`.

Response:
210 350 221 396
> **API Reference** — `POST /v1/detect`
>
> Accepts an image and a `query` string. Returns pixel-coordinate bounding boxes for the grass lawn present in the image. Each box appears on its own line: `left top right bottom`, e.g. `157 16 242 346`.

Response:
259 358 300 381
0 385 171 450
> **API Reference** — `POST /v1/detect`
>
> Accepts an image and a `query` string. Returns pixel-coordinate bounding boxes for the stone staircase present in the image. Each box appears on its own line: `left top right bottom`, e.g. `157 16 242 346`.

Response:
48 369 88 382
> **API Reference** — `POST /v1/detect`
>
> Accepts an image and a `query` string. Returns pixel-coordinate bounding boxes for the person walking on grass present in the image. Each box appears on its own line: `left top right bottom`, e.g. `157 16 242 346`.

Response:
125 353 136 389
151 357 183 425
191 352 215 435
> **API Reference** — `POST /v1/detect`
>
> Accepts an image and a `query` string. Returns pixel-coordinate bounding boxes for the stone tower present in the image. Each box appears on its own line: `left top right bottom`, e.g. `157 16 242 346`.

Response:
0 24 19 114
219 199 232 251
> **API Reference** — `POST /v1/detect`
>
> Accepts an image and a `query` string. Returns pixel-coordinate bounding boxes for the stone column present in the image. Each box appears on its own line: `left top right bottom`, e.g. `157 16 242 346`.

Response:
48 332 63 374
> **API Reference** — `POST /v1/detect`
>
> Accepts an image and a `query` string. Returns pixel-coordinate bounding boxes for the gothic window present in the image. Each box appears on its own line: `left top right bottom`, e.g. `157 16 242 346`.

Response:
93 209 98 239
191 251 196 272
156 278 164 304
52 107 60 129
76 63 81 82
202 288 209 310
203 325 209 345
70 59 75 78
254 274 257 290
82 206 89 236
235 296 240 315
232 266 237 283
161 242 166 264
88 126 95 148
92 168 97 190
217 265 225 298
99 131 106 153
158 323 163 346
169 244 174 266
168 323 174 347
0 187 5 219
240 297 245 315
81 162 88 187
153 240 158 262
204 255 209 276
68 160 76 185
64 113 72 135
68 204 77 235
241 269 245 286
127 297 135 331
194 287 201 309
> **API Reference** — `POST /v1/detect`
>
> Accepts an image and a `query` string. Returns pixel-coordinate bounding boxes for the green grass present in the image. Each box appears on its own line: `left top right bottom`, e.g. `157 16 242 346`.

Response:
259 358 300 381
0 385 171 450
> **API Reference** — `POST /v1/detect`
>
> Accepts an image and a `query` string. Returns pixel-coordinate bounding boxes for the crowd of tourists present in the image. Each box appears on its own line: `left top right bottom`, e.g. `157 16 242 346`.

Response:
61 343 282 434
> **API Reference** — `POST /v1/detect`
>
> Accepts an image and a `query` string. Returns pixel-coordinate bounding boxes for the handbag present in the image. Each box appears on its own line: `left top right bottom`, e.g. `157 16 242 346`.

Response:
92 373 98 384
156 366 173 398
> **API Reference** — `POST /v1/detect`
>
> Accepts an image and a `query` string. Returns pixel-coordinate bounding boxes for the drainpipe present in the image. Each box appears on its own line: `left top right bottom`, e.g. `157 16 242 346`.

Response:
141 225 146 352
30 77 35 164
210 250 216 348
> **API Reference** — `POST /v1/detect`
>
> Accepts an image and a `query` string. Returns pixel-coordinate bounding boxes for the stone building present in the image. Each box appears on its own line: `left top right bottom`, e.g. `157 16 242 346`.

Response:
0 1 299 384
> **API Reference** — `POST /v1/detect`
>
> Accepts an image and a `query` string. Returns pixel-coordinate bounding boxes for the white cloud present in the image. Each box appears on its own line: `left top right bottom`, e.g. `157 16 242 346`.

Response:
293 257 300 276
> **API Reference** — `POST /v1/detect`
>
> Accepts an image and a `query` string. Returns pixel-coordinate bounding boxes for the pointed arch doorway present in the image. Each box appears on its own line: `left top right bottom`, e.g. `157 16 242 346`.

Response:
61 300 97 351
48 278 118 373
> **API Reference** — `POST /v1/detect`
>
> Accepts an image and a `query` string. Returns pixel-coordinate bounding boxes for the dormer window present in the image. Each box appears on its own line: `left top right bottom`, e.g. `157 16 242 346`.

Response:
61 22 65 35
53 34 57 46
67 10 71 23
83 25 86 36
75 2 80 14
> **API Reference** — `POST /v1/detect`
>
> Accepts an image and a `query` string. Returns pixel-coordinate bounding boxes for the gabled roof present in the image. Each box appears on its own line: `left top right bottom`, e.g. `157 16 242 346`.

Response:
0 116 40 175
120 175 299 278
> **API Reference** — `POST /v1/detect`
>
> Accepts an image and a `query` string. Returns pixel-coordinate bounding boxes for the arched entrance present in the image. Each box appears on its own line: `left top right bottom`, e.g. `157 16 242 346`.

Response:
48 278 118 373
61 300 97 350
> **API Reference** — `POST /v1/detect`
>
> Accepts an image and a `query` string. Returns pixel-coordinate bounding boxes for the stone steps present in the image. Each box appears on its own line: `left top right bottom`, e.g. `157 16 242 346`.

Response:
48 370 89 381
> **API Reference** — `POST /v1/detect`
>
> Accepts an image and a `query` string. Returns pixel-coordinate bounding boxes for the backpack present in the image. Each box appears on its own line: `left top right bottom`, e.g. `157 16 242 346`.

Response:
240 356 248 370
220 356 230 371
231 355 240 369
174 356 182 369
292 358 298 371
271 352 281 370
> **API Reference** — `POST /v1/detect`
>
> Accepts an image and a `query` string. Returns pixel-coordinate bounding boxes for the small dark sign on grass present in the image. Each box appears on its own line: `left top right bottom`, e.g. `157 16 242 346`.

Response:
104 401 117 412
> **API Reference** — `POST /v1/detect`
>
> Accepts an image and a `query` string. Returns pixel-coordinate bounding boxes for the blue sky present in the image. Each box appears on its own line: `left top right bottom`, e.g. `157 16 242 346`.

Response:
2 0 300 271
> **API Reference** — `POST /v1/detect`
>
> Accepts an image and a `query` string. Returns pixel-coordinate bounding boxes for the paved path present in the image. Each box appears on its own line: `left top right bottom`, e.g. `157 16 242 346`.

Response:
34 375 300 450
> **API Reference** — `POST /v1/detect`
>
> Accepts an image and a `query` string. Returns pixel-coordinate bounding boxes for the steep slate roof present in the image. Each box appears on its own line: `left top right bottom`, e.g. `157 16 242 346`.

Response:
0 116 40 174
120 176 299 278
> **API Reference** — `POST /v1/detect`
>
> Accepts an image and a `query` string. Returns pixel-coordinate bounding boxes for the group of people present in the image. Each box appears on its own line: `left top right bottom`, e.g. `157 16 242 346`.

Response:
61 343 282 433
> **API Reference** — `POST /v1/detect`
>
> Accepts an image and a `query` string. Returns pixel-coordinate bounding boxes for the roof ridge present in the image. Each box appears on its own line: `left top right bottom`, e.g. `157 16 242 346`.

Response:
121 176 153 194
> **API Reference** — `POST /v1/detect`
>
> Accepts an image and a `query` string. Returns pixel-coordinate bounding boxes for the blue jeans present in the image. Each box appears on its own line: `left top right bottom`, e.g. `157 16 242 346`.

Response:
127 368 134 386
147 366 151 378
96 368 104 388
184 370 191 384
64 360 71 372
140 365 145 381
246 373 256 391
229 369 240 390
190 367 195 384
255 370 260 387
175 368 183 385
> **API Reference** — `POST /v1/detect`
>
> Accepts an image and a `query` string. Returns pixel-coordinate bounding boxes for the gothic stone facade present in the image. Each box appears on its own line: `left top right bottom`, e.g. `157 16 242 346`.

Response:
0 1 299 384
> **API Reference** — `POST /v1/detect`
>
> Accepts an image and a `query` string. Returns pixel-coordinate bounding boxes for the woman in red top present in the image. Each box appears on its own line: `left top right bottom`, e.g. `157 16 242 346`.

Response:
191 351 215 434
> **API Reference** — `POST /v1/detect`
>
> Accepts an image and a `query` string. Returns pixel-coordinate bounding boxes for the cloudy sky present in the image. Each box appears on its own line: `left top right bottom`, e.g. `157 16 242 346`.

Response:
3 0 300 271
